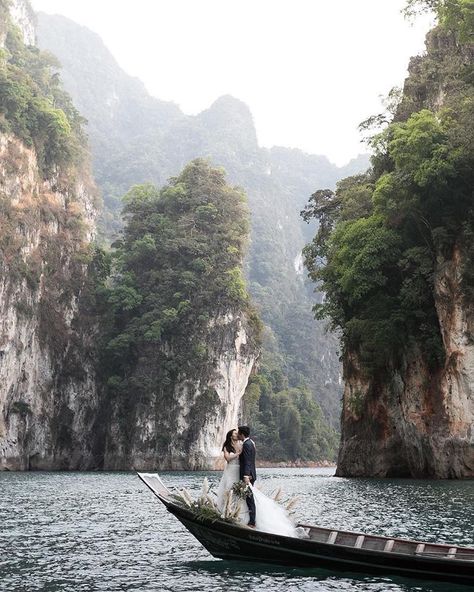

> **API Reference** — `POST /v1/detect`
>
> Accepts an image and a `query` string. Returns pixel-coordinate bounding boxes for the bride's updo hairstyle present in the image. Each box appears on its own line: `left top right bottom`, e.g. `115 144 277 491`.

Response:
222 429 236 453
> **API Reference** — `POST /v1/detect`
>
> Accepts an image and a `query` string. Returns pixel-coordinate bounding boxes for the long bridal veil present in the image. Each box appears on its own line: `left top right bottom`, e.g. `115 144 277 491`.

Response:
252 486 297 537
215 460 299 537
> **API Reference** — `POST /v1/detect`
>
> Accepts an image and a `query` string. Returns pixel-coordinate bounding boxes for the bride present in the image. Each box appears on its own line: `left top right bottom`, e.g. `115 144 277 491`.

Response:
215 428 298 537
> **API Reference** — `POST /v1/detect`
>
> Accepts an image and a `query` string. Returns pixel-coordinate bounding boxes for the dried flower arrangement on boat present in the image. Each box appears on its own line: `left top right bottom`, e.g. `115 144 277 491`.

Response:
170 478 240 524
170 478 300 525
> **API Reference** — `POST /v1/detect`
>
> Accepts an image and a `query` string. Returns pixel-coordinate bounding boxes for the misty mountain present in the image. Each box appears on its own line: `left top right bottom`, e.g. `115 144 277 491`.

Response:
37 12 370 426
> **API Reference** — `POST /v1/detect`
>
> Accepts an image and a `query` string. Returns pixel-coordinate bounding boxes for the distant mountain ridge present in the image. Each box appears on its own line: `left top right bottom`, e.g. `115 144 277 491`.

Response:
37 12 370 431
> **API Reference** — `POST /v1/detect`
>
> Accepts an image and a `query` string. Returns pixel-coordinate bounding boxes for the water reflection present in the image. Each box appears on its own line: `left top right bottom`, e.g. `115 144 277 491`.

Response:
172 558 473 592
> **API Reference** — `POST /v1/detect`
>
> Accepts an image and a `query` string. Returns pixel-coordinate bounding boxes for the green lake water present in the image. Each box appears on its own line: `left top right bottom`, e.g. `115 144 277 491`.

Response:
1 468 473 591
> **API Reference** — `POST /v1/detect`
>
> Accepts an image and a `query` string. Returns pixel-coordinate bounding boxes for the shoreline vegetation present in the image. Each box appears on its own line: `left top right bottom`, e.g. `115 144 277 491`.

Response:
204 461 336 472
256 460 336 469
210 459 337 471
0 463 336 472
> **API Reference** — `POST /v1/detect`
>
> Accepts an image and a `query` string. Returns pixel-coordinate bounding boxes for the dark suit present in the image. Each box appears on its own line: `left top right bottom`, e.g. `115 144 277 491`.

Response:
239 438 257 525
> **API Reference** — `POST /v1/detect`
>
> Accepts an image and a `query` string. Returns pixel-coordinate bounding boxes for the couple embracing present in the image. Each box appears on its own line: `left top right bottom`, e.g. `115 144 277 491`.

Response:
217 425 257 526
216 425 297 537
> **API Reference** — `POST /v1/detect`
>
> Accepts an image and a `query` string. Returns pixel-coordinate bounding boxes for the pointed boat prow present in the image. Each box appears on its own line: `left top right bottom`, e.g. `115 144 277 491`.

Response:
136 471 171 502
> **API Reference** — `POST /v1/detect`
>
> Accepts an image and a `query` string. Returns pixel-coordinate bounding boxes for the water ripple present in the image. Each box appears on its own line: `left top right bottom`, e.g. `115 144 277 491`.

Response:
0 469 473 591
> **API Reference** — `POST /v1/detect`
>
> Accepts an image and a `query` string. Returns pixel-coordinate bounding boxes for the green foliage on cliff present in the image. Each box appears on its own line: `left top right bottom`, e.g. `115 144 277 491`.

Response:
241 352 338 461
404 0 474 40
302 9 474 377
99 160 260 453
0 3 85 175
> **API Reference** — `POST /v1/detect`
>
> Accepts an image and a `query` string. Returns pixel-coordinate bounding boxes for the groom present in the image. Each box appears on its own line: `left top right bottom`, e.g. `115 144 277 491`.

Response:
238 425 257 528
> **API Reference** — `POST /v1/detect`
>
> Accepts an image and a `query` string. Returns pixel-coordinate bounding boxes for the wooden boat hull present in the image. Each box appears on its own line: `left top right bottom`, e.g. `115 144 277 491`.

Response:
137 472 474 585
168 502 474 585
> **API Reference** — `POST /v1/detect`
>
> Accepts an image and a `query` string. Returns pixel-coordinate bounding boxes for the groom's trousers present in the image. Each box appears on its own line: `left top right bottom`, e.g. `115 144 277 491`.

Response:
246 477 256 525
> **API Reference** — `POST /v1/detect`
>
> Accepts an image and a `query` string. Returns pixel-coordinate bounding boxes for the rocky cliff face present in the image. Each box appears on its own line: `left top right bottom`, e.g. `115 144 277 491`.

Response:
433 246 474 475
0 0 102 470
104 313 257 470
4 0 35 45
0 134 99 470
336 25 474 478
0 148 258 469
336 249 474 478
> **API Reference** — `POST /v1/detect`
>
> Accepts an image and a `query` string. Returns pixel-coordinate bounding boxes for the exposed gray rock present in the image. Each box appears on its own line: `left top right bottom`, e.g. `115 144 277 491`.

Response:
0 134 99 470
104 313 258 470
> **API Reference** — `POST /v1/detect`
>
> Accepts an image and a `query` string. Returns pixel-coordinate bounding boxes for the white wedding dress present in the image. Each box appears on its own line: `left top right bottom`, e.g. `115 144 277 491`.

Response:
215 457 298 538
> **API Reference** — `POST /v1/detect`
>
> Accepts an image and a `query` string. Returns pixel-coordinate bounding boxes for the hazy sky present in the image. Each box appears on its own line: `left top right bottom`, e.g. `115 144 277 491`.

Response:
31 0 434 165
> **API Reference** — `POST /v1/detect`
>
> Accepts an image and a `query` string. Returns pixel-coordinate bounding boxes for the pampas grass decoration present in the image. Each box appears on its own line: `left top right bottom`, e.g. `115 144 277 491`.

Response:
286 496 300 512
229 502 240 521
273 487 283 502
182 488 194 506
223 490 233 517
170 481 239 525
200 477 209 499
205 494 216 507
178 490 192 507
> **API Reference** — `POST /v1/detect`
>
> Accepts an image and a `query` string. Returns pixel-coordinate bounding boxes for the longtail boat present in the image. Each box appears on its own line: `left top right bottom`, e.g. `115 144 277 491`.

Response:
137 472 474 585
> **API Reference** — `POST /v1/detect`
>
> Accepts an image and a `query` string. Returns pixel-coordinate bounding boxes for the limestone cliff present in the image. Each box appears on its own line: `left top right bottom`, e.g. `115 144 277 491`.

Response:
95 160 261 470
0 134 100 470
104 313 258 470
1 0 35 45
0 0 101 471
337 246 474 478
335 23 474 478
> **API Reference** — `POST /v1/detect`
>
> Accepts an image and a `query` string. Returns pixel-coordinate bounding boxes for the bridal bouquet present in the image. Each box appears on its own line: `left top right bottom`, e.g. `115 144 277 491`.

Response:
231 481 252 499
